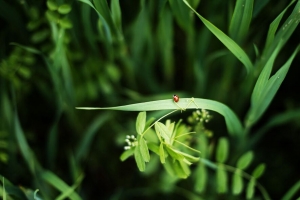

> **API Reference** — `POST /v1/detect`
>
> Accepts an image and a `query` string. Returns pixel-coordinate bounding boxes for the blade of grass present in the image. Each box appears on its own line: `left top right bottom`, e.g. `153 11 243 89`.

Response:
246 45 299 127
80 3 97 51
47 112 61 169
41 171 82 200
10 43 64 109
282 180 300 200
183 0 253 74
251 41 282 106
14 111 41 173
0 175 33 199
75 113 111 163
76 97 243 136
93 0 120 38
253 0 269 17
78 0 112 43
264 0 296 50
111 0 122 32
157 7 174 85
229 0 254 43
168 0 192 32
55 174 84 200
261 0 300 68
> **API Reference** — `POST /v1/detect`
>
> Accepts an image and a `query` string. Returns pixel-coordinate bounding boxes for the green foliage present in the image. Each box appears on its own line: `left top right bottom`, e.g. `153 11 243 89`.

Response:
216 137 229 163
121 111 200 177
1 0 300 199
183 0 254 74
237 151 254 170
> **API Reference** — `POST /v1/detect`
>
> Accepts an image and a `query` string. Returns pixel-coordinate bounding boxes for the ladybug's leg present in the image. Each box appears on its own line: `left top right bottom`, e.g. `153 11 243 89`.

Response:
184 97 200 110
174 101 186 112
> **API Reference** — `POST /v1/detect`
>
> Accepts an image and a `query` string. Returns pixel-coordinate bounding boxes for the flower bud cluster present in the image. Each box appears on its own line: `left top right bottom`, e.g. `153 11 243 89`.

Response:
124 135 137 150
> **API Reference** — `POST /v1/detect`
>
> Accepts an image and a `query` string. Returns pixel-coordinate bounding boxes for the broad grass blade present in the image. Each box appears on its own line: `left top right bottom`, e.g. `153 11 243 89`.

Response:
77 97 243 136
246 45 299 127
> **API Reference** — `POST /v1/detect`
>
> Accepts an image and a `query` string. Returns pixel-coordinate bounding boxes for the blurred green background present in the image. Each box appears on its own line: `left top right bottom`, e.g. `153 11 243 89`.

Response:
1 0 300 199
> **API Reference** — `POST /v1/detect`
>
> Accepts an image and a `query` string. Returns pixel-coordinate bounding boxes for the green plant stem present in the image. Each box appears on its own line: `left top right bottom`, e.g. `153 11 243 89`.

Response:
141 109 179 138
174 139 201 154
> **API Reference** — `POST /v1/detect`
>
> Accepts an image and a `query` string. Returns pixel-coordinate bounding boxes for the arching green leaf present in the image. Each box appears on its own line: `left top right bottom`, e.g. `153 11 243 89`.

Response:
76 98 244 136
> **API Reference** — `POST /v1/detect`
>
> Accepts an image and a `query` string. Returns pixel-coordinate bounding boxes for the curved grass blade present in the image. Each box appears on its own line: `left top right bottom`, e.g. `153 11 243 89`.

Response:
78 0 112 43
77 98 243 136
75 113 111 163
93 0 120 37
183 0 253 74
282 179 300 200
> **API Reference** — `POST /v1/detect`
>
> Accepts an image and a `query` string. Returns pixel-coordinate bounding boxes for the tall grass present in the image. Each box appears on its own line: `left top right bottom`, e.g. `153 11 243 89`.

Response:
0 0 300 199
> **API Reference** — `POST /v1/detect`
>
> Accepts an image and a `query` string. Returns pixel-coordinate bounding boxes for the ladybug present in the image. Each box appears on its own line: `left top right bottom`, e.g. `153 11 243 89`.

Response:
173 94 179 102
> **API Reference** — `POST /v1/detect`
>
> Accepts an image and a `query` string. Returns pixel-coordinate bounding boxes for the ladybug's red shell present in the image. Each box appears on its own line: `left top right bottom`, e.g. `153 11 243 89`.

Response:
173 94 179 102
